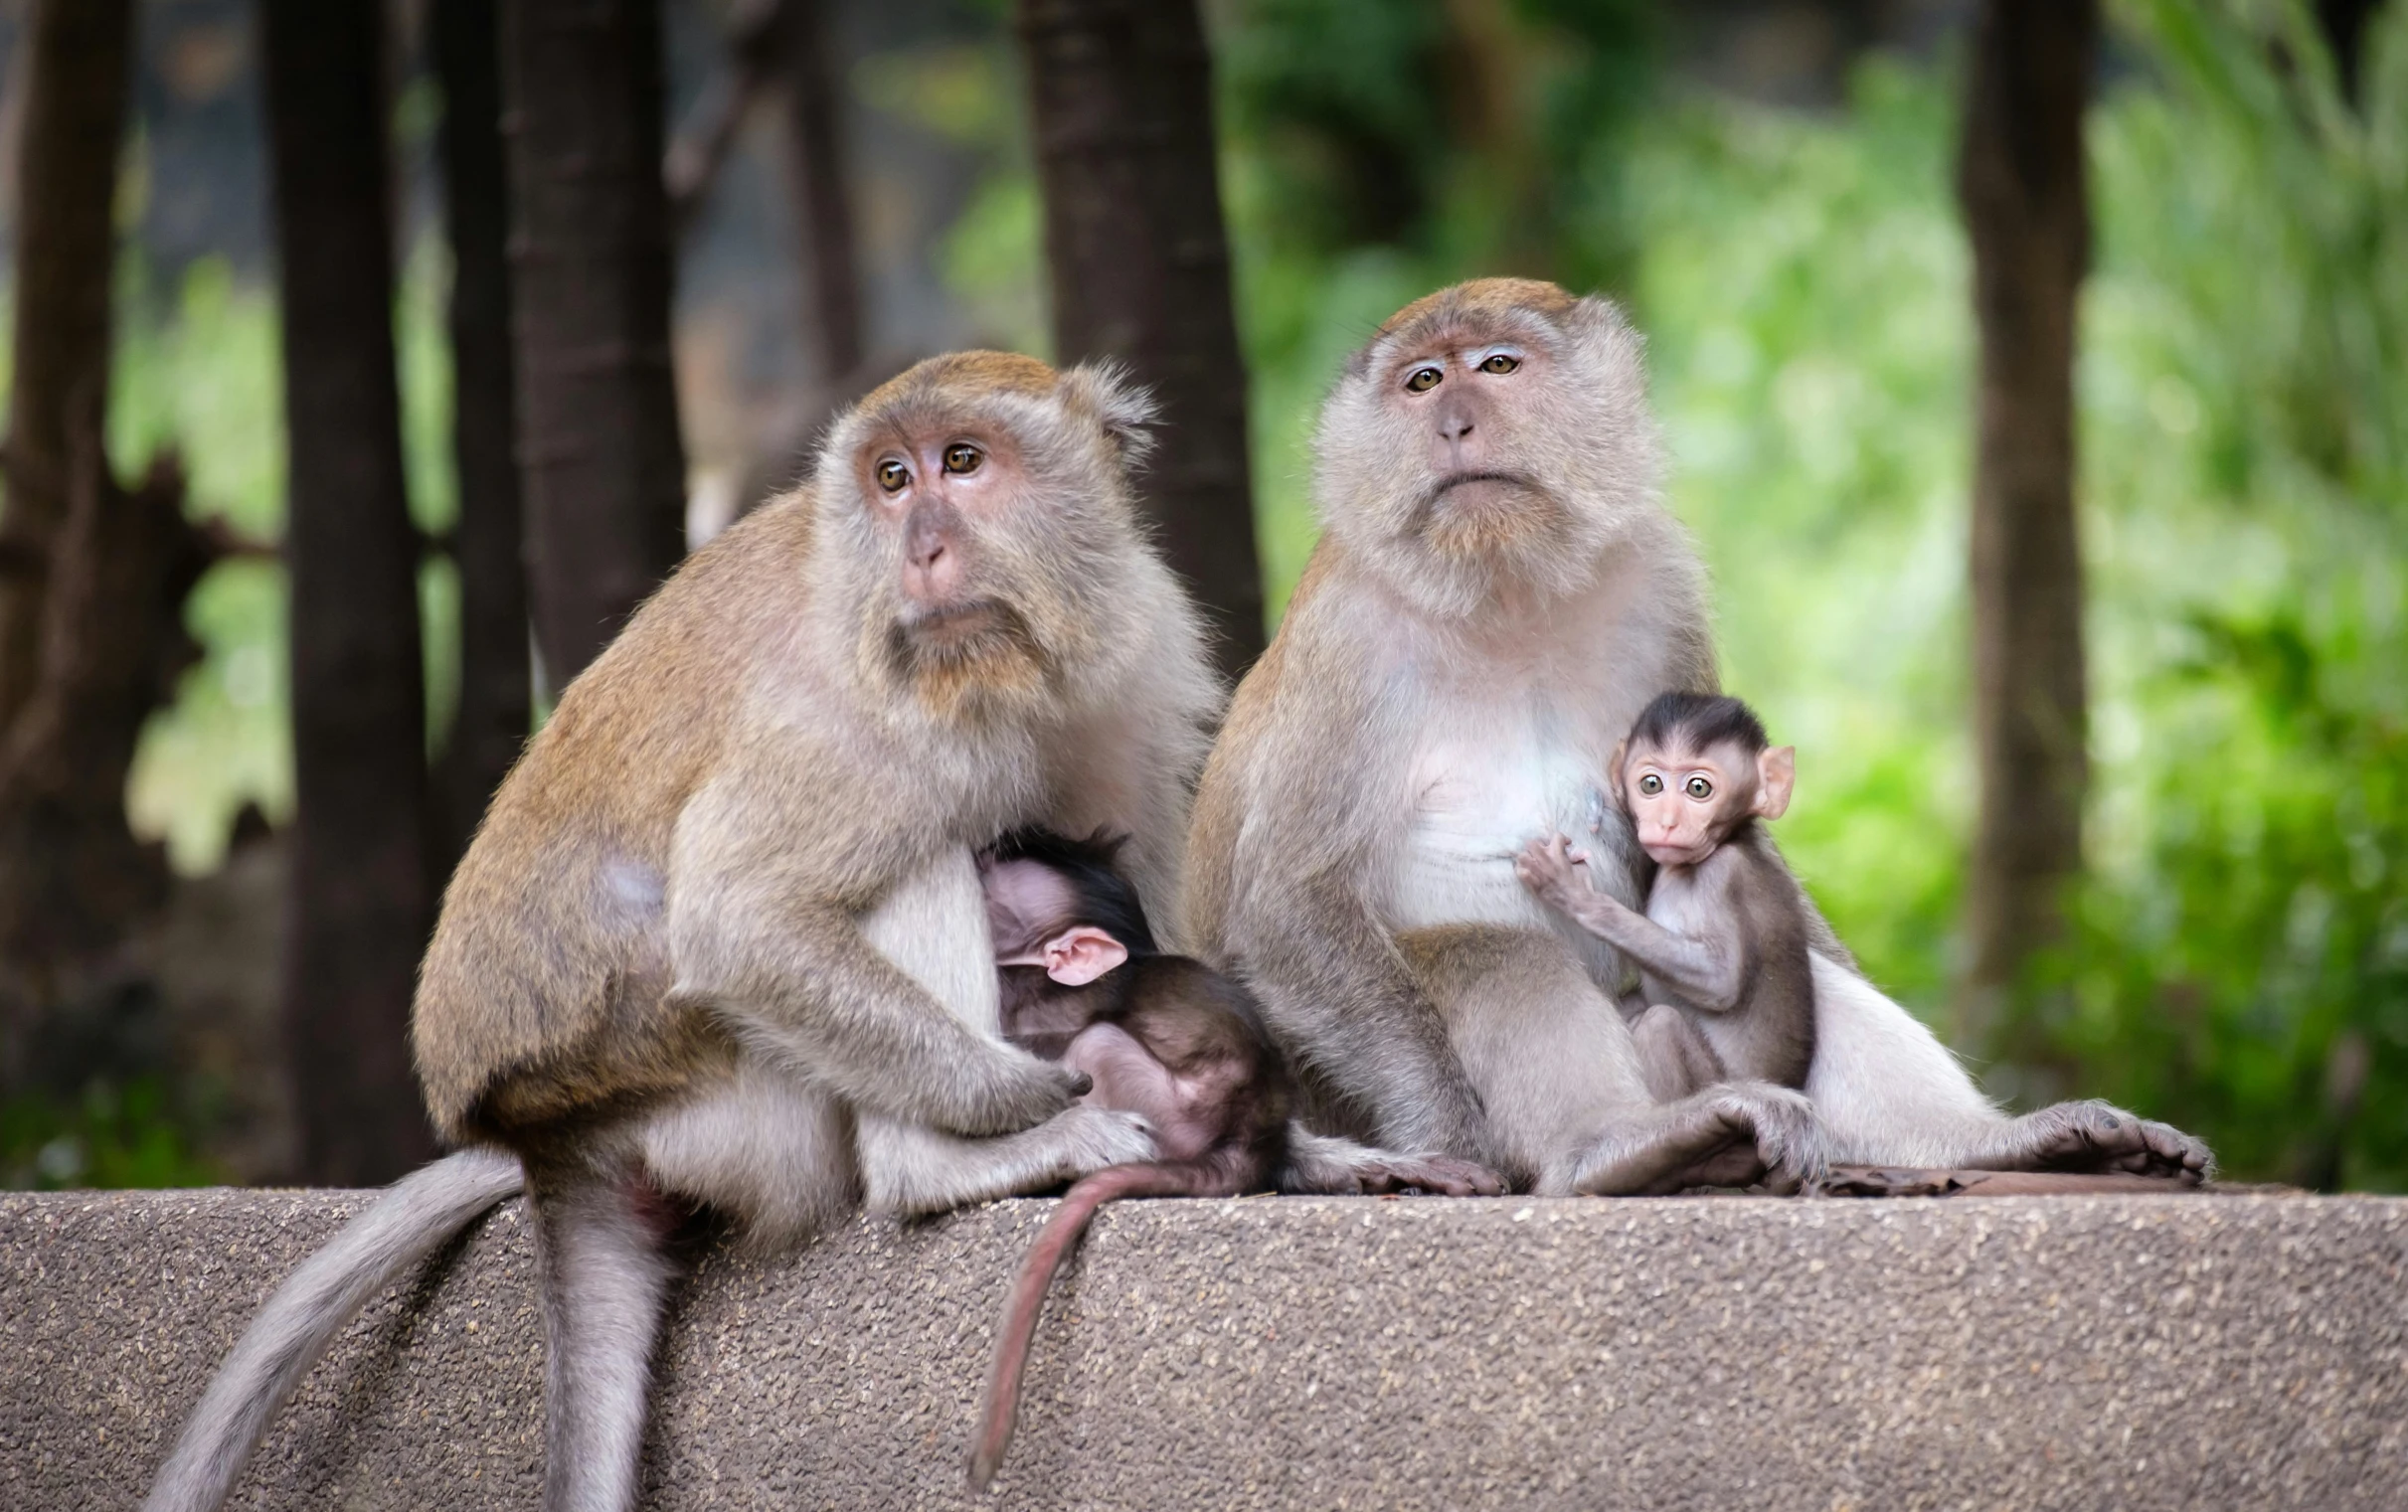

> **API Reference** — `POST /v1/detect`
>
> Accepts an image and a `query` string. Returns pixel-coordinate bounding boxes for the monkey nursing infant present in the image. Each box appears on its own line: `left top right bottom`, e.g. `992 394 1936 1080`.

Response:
1518 691 1816 1105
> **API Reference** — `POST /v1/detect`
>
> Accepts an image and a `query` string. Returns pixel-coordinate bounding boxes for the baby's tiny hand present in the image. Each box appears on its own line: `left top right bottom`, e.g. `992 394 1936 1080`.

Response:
1514 833 1589 907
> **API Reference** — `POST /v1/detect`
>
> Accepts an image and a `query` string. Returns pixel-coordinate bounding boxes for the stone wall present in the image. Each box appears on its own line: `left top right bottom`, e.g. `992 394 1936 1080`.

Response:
4 1189 2403 1510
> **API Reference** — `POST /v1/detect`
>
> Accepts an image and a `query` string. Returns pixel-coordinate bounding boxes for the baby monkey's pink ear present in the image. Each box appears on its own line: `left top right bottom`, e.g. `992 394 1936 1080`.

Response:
1607 739 1631 809
1755 746 1796 820
1041 926 1130 986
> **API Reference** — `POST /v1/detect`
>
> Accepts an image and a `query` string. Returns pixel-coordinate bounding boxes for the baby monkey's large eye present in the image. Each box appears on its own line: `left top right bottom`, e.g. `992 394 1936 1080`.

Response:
1405 366 1443 394
876 459 910 493
1684 775 1714 800
1636 773 1664 796
943 442 983 475
1478 353 1520 375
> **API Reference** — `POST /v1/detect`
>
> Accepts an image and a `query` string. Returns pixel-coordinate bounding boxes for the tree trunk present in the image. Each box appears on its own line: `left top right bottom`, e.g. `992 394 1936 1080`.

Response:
1957 0 2097 1054
1015 0 1264 679
432 0 530 867
0 0 134 740
2316 0 2381 106
774 0 864 385
0 456 206 1091
261 0 437 1184
502 0 689 689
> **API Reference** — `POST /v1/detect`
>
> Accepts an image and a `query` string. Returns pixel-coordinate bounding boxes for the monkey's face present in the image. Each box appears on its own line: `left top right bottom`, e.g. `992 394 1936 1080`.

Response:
1316 280 1662 617
1615 738 1795 868
811 353 1158 726
861 424 1054 711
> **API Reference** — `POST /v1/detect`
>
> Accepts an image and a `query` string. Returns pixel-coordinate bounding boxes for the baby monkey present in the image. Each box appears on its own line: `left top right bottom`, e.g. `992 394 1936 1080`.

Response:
968 827 1291 1490
1517 693 1814 1104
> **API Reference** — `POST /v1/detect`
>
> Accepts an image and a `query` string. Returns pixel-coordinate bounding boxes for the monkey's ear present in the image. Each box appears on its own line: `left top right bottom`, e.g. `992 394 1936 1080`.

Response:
1755 746 1796 821
1042 926 1130 986
1058 362 1159 464
1606 740 1630 808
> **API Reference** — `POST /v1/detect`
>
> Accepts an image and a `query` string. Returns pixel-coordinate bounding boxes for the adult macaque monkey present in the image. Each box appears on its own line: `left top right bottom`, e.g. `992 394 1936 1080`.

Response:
1187 278 2211 1193
146 353 1221 1512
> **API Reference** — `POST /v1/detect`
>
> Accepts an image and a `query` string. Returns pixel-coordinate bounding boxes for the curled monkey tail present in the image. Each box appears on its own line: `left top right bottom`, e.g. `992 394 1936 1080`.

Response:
143 1147 525 1512
968 1162 1223 1491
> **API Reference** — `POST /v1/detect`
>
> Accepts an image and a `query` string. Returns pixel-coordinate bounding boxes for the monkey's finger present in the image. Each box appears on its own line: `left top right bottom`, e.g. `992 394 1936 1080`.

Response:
1065 1071 1094 1098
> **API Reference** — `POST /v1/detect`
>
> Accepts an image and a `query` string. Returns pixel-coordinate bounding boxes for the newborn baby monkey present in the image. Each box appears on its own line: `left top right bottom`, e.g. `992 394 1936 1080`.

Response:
1517 693 1814 1103
968 828 1292 1489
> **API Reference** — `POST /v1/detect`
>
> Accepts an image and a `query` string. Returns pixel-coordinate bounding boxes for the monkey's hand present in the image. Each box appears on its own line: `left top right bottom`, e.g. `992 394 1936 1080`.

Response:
1049 1102 1161 1179
1513 833 1592 912
942 1052 1099 1140
1572 1083 1828 1196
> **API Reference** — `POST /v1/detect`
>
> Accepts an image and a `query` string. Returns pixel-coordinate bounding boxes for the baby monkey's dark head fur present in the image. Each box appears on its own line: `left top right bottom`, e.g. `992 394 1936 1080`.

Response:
1613 691 1795 871
981 826 1159 959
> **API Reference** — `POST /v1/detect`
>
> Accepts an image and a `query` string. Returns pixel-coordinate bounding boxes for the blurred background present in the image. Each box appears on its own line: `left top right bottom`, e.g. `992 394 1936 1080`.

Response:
0 0 2398 1192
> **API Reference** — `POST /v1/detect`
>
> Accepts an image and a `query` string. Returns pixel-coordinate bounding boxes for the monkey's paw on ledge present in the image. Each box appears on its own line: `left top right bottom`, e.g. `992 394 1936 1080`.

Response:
7 1188 2399 1511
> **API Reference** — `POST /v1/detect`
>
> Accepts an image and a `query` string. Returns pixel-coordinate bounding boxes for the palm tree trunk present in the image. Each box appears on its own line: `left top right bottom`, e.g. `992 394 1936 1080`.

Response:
0 0 134 738
432 0 531 867
1958 0 2098 1054
502 0 689 688
1016 0 1264 679
261 0 438 1184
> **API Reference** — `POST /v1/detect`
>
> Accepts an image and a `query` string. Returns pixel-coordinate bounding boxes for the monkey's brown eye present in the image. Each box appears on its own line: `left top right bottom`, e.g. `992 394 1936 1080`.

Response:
1405 366 1443 394
943 443 983 475
1636 773 1663 796
1685 775 1714 800
876 459 910 493
1479 353 1520 374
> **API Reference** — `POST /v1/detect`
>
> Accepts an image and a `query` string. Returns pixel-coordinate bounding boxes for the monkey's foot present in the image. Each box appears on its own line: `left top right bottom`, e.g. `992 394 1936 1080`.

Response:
1571 1083 1829 1196
1352 1152 1507 1198
1972 1100 2213 1185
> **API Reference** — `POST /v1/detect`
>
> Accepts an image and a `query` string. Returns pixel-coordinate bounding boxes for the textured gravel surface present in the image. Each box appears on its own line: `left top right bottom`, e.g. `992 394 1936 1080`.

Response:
4 1188 2404 1510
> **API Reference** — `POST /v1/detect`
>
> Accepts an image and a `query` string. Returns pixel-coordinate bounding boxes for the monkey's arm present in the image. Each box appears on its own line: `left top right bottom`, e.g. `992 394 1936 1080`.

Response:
668 774 1084 1140
1516 836 1745 1012
858 1103 1159 1217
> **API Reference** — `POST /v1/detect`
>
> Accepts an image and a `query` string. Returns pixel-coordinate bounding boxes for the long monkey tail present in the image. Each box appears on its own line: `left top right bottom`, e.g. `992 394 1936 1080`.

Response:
143 1147 526 1512
967 1162 1223 1491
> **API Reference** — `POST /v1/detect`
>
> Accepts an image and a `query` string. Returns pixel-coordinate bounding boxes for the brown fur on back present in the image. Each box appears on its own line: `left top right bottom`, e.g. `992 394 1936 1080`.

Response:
415 502 810 1141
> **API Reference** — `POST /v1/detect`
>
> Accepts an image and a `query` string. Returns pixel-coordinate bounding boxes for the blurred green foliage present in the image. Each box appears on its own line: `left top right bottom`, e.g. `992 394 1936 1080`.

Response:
0 1077 221 1190
99 241 462 874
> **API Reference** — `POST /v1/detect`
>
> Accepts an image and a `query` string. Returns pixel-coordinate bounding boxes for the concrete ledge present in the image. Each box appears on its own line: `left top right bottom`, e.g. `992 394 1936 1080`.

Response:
4 1189 2404 1510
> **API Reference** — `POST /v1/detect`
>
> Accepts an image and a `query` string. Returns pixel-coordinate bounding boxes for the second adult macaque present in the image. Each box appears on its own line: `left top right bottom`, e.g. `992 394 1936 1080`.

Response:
1518 693 1813 1103
1187 277 2210 1196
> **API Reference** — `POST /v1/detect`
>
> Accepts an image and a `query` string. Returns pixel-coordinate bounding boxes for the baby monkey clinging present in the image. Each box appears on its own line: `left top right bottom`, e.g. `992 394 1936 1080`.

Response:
1517 692 1815 1104
969 828 1292 1491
